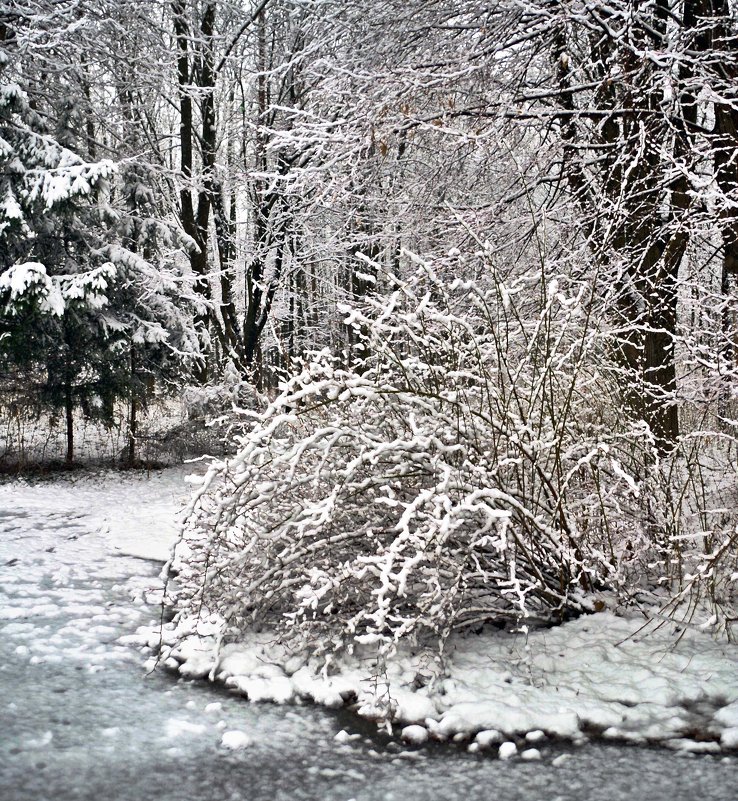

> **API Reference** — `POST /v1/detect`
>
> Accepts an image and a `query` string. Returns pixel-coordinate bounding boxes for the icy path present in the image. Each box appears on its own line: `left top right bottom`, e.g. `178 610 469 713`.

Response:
1 473 737 801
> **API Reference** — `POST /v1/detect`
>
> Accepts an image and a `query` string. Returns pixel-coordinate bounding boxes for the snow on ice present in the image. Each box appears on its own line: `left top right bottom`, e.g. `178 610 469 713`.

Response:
160 599 738 755
159 598 738 755
220 730 252 750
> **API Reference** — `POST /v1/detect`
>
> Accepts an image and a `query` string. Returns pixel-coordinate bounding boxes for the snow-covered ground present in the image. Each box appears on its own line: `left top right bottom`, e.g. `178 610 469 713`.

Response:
3 467 737 758
0 465 193 563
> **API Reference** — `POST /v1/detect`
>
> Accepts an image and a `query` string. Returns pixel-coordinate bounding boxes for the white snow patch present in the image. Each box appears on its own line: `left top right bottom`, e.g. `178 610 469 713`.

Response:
220 730 252 749
665 739 722 754
720 728 738 749
160 608 738 752
290 666 355 708
401 725 428 745
474 729 503 749
164 719 207 739
334 729 361 743
715 702 738 728
25 731 53 748
228 674 295 704
391 689 437 723
498 741 517 760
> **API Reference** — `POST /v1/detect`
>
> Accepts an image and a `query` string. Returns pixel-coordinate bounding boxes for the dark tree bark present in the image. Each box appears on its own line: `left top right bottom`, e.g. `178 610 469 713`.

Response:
547 1 722 453
172 0 211 383
64 355 74 464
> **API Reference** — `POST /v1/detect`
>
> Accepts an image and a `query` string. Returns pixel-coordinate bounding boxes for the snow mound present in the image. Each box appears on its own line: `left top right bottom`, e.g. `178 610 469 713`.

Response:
498 741 517 760
220 730 251 750
154 609 738 753
401 725 429 745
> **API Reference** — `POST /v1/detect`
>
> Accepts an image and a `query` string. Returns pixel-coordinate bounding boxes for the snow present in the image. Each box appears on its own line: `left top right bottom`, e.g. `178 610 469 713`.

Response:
220 730 252 749
163 608 738 753
0 261 45 294
498 741 517 760
721 729 738 749
665 739 721 754
389 689 437 724
3 467 738 757
474 730 503 749
0 466 193 564
25 731 54 749
334 729 361 744
715 702 738 728
164 719 208 739
0 262 65 315
227 674 295 704
401 725 429 745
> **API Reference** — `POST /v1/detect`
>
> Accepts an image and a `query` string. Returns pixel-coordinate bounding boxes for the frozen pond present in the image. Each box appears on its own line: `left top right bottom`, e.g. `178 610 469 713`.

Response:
1 494 737 801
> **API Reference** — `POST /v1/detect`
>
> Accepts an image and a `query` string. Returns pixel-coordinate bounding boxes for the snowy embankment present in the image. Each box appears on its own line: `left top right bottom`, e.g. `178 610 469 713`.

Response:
145 610 738 757
4 468 736 756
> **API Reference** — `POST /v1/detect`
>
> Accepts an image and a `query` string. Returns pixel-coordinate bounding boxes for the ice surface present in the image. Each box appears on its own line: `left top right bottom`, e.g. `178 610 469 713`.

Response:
3 469 738 801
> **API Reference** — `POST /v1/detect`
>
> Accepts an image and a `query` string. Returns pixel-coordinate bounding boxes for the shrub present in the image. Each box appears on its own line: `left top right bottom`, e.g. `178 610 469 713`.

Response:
170 250 659 660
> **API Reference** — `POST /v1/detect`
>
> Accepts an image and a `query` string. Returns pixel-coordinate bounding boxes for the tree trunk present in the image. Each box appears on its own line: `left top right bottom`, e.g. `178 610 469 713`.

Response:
554 11 689 454
128 347 137 466
172 0 211 383
64 372 74 465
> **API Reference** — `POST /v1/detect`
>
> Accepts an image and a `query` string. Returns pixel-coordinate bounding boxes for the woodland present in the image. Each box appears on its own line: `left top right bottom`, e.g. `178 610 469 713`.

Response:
1 0 738 653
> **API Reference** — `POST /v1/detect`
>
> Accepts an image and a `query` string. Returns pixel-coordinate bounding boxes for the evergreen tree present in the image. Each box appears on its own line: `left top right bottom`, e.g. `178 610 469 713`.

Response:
0 22 198 464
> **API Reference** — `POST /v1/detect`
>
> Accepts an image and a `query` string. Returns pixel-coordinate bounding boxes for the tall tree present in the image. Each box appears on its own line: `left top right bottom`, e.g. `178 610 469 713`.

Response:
509 0 738 451
0 1 198 462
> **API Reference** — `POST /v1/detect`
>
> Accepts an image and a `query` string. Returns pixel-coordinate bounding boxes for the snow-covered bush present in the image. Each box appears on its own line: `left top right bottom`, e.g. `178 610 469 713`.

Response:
624 435 738 636
146 370 268 462
170 250 665 660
